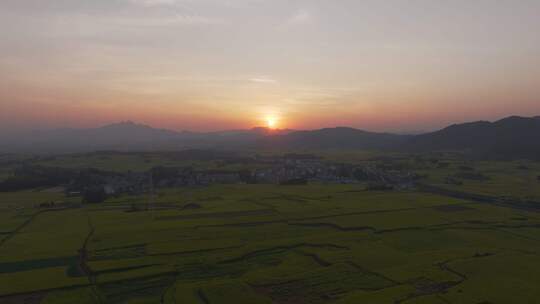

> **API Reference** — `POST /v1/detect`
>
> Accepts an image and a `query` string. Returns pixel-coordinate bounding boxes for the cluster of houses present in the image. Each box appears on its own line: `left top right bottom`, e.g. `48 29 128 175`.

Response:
253 160 357 184
2 155 419 200
75 157 419 198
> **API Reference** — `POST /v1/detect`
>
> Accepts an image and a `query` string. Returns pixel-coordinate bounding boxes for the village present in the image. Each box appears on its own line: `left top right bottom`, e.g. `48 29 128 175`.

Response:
72 156 419 200
0 154 421 204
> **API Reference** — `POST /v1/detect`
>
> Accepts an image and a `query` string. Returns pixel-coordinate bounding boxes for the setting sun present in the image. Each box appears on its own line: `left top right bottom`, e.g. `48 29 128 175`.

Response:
266 117 278 129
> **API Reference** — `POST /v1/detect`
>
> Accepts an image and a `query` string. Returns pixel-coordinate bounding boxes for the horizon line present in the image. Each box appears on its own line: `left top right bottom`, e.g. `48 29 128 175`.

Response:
2 114 539 136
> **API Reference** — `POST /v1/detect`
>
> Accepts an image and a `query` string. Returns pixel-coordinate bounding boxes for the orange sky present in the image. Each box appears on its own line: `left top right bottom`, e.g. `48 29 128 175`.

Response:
1 0 540 132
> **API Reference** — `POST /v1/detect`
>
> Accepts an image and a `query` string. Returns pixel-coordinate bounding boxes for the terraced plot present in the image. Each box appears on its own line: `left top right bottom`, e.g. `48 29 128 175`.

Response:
0 184 539 303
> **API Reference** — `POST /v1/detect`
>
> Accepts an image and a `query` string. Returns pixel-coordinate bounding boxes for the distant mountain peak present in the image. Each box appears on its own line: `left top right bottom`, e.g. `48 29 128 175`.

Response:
406 115 540 159
100 121 149 129
495 115 527 122
250 127 294 135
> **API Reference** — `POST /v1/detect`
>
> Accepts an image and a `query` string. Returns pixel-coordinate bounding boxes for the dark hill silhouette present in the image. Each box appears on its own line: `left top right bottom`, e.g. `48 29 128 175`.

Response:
0 123 295 153
261 127 410 150
405 116 540 159
0 121 186 153
1 116 539 159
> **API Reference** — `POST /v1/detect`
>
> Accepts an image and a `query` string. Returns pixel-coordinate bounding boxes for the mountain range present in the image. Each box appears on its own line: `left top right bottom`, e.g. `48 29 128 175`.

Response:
1 116 539 159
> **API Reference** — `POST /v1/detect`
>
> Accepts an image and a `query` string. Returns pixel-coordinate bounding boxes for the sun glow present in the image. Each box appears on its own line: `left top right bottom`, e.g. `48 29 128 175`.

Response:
266 117 278 129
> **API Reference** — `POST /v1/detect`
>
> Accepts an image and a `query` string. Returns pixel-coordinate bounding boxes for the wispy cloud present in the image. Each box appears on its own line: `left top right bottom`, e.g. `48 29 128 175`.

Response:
128 0 267 8
124 0 226 26
249 77 278 84
104 14 226 27
128 0 179 7
286 10 313 26
150 14 225 26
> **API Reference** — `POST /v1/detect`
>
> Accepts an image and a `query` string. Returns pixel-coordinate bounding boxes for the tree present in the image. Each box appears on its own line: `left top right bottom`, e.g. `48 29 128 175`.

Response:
83 186 107 204
239 170 256 184
279 178 307 186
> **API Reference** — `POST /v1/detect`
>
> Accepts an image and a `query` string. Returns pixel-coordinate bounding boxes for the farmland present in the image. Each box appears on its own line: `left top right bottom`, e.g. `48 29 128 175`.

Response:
0 152 539 303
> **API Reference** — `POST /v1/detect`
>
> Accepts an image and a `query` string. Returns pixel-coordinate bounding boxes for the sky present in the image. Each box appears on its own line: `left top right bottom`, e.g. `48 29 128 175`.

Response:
1 0 540 133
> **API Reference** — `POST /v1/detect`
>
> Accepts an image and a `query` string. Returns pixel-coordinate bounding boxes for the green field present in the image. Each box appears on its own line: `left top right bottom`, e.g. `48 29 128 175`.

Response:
1 176 540 303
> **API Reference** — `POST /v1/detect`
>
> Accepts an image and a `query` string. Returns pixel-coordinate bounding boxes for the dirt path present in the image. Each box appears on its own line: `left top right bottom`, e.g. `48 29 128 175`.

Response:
297 251 332 267
79 215 96 285
157 209 276 221
288 219 504 235
417 183 540 212
347 262 401 287
395 254 490 304
197 289 210 304
148 245 243 258
194 205 447 230
160 281 177 304
219 243 348 264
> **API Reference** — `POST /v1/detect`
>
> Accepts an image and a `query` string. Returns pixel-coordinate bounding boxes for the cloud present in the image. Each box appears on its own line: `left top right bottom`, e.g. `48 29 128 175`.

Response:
287 10 313 26
249 77 278 84
151 14 225 26
101 13 226 27
128 0 179 7
124 0 226 26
